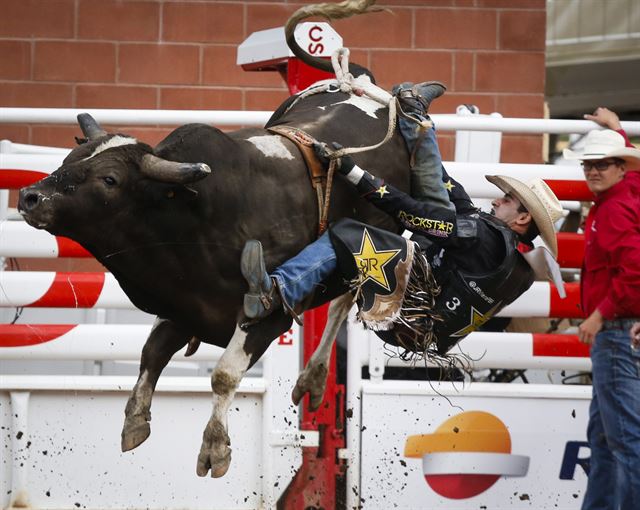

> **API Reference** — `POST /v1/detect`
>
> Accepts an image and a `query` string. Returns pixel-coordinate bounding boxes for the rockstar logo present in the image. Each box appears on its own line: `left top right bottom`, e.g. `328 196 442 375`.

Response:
450 301 503 338
352 229 401 291
376 185 390 198
444 180 455 192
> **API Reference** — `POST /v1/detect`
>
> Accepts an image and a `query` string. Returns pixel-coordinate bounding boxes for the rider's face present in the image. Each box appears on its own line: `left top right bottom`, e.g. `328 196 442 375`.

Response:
491 193 527 226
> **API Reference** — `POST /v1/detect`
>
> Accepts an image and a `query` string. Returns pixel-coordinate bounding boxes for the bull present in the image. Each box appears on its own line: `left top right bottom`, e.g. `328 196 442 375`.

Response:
18 0 404 478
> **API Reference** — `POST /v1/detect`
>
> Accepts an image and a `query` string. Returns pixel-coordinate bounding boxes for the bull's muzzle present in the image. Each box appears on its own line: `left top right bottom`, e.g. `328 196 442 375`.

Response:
17 188 52 228
18 188 41 212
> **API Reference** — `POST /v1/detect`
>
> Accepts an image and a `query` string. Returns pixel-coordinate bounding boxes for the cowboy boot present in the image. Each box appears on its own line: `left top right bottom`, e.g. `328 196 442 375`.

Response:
394 81 447 118
241 240 281 320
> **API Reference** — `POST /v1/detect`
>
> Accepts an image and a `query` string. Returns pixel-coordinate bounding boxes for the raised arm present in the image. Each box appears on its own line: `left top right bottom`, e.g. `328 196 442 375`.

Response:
584 107 633 147
315 143 457 242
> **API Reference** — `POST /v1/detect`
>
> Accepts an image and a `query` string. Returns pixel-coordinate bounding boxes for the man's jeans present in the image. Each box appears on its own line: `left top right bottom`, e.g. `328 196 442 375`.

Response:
398 116 454 212
271 231 336 308
582 328 640 510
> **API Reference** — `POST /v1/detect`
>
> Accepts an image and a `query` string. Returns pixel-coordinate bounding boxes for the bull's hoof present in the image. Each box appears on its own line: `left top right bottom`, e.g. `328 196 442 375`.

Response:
196 419 232 478
121 417 151 452
292 362 328 412
197 449 231 478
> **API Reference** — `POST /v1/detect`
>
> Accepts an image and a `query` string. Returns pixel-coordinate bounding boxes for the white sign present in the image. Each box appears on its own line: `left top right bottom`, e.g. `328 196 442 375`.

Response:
359 383 590 509
237 23 343 67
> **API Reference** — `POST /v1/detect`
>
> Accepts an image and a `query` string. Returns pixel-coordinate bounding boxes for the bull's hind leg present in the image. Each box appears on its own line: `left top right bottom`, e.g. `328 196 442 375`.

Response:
121 318 192 452
292 293 353 411
197 314 291 478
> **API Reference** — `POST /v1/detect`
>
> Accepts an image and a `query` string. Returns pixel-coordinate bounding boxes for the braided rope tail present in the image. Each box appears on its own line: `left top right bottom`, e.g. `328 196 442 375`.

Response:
284 0 386 74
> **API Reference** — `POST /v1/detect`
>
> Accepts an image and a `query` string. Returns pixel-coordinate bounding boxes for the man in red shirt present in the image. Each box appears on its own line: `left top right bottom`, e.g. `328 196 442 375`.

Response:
565 107 640 510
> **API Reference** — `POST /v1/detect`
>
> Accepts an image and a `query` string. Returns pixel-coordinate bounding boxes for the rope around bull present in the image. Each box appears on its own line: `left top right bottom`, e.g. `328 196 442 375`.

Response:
316 47 432 230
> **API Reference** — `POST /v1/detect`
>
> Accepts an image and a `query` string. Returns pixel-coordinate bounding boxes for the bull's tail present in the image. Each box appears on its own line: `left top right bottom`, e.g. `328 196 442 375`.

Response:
285 0 385 75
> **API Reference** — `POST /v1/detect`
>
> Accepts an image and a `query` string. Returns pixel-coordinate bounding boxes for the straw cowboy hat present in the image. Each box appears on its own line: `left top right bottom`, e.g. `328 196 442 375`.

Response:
563 130 640 168
486 175 564 258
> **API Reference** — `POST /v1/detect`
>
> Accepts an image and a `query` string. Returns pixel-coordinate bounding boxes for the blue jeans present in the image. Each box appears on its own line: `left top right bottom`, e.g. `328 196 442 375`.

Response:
582 328 640 510
398 117 454 212
271 231 337 307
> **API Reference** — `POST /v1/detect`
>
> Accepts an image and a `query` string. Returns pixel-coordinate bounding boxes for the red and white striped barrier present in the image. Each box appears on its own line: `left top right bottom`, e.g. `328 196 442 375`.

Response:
446 162 592 201
0 271 581 317
2 323 589 370
353 328 591 378
456 332 590 371
0 221 89 257
2 157 590 199
0 153 64 187
0 323 225 360
1 152 590 268
500 281 580 318
1 206 587 265
0 271 131 308
0 324 299 364
0 323 151 358
0 140 69 155
557 232 585 268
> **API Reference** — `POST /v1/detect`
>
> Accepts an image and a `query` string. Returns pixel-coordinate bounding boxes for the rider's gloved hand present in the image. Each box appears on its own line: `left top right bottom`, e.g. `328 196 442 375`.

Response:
313 142 356 176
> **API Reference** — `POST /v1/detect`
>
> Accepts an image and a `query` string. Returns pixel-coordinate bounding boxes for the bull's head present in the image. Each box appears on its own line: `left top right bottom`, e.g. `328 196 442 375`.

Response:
18 114 211 238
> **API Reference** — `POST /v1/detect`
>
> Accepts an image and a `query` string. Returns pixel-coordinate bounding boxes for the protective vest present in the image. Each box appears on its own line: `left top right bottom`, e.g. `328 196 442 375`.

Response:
428 212 535 353
328 216 535 356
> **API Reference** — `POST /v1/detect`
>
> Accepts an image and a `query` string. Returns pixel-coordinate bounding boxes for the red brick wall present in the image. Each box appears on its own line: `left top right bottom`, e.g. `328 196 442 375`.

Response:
0 0 546 162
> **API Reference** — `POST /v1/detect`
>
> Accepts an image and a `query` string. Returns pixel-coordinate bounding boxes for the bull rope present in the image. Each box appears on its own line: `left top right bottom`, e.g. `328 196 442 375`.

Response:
316 48 431 231
276 47 432 234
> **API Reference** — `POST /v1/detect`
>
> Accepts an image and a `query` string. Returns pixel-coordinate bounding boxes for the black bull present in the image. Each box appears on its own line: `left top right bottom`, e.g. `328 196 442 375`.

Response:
18 90 410 477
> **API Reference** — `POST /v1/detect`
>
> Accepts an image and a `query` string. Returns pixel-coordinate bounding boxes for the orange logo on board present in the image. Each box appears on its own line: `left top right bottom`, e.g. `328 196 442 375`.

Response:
404 411 529 499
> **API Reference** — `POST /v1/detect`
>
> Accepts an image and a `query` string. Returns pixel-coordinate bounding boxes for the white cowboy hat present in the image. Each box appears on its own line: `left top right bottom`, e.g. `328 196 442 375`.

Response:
563 130 640 168
485 175 564 258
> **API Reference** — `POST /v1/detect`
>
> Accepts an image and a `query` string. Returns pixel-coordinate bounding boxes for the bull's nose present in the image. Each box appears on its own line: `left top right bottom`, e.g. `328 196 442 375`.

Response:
18 189 41 212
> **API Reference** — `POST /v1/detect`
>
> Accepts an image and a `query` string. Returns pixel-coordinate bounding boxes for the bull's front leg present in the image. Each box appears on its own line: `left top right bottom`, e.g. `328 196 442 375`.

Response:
292 293 353 411
122 318 193 452
197 314 291 478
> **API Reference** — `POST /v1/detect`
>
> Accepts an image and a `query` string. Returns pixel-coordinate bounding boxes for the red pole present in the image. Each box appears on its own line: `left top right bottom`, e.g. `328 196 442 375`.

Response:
279 304 346 509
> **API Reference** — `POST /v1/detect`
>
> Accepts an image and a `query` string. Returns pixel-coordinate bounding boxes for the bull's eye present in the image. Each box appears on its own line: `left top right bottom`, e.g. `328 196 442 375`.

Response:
103 176 117 186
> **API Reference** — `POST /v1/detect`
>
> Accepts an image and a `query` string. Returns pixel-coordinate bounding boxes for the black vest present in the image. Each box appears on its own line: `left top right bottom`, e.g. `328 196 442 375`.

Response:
429 213 535 353
328 216 535 355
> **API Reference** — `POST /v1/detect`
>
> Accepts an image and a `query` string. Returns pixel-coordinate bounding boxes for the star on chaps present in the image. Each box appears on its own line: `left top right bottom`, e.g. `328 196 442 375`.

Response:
352 228 401 291
444 180 455 192
451 301 503 338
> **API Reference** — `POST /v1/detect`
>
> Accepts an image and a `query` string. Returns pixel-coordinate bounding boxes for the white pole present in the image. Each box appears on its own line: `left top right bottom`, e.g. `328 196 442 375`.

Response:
9 391 31 509
0 108 272 127
346 316 366 510
2 107 640 135
0 324 225 362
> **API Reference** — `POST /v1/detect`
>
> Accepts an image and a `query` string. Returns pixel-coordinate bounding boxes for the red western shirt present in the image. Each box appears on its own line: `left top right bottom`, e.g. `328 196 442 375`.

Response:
581 131 640 319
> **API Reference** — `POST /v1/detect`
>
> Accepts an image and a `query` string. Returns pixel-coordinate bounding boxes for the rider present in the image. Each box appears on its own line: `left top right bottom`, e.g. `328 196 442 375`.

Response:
240 83 564 356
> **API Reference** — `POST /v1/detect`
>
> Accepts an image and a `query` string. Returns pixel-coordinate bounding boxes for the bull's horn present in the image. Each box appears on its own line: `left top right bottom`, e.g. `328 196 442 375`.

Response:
140 154 212 184
77 113 107 140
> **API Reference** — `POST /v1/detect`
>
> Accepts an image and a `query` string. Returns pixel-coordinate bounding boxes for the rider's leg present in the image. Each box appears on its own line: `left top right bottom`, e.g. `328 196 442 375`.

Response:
241 232 337 321
394 82 453 211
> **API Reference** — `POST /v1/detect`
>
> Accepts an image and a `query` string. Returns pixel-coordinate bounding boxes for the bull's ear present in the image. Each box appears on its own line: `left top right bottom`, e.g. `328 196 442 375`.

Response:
77 113 107 140
140 154 211 184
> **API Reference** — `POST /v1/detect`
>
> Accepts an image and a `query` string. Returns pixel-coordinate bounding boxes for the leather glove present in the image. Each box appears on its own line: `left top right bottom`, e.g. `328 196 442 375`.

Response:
313 142 355 175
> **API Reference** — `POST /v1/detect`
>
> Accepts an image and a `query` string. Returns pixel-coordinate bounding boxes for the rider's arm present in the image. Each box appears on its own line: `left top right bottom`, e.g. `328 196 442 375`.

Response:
343 165 458 241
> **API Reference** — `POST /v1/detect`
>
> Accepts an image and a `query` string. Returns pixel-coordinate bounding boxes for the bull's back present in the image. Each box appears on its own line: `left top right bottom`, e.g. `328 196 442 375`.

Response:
270 91 411 234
